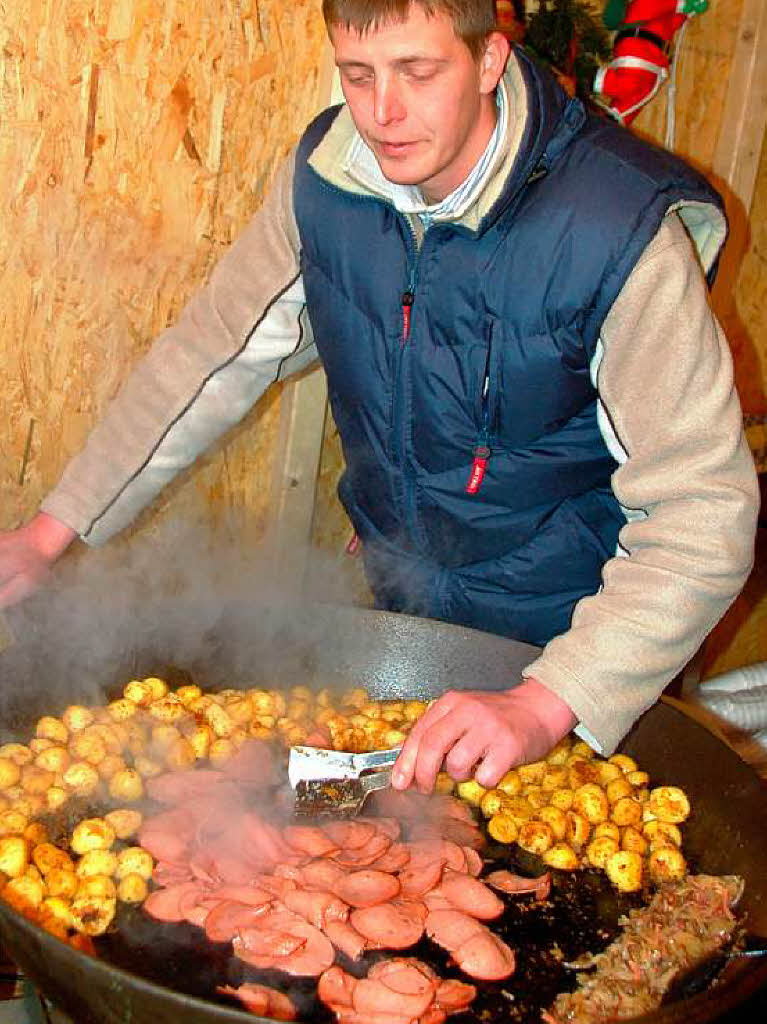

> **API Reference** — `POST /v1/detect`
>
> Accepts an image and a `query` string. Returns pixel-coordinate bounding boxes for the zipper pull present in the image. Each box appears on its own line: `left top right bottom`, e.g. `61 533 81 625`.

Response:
402 290 414 343
466 441 491 495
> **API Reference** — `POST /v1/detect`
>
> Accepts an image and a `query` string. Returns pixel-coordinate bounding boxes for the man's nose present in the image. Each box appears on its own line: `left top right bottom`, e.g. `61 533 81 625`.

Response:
373 78 405 125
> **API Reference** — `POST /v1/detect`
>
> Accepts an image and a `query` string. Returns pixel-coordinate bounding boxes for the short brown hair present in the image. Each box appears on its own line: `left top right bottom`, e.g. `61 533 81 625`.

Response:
323 1 497 59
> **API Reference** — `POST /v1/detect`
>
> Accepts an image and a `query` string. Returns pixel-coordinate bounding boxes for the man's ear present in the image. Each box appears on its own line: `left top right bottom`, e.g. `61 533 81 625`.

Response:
479 31 511 94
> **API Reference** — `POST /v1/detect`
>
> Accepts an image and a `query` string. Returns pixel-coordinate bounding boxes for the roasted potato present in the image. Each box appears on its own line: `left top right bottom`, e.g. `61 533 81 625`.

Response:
70 818 116 855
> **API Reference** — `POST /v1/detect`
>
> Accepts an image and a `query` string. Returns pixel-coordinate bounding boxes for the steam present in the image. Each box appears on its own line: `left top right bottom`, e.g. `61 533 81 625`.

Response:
0 518 371 735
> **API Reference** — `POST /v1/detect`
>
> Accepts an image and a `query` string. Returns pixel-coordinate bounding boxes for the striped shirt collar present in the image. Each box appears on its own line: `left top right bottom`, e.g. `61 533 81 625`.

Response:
343 79 509 225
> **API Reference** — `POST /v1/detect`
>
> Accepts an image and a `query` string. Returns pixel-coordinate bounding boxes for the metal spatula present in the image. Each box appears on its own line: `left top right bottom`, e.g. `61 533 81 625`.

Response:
288 745 401 816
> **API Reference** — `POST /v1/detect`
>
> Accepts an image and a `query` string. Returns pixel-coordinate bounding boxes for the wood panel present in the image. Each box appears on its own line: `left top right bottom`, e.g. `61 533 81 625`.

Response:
0 0 328 550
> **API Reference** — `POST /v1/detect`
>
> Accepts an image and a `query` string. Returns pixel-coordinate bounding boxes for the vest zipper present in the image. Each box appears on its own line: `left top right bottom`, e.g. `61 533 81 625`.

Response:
467 345 492 495
401 289 415 344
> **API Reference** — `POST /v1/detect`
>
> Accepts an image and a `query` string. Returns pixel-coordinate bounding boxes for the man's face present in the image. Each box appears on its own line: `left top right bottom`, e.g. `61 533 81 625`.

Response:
331 6 508 203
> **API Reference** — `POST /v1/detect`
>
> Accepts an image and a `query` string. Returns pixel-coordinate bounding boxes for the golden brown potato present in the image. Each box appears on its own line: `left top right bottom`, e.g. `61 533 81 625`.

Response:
524 788 549 811
586 835 619 869
23 822 48 846
70 894 117 935
647 786 690 824
208 739 236 764
647 846 687 883
545 737 573 766
0 757 21 790
176 685 203 707
605 777 633 804
108 769 144 803
608 754 638 774
0 744 32 766
610 796 643 828
0 810 28 836
149 697 187 724
571 741 597 759
626 770 650 788
35 716 68 745
593 821 621 843
203 703 235 738
0 836 29 877
77 874 117 900
565 811 591 849
62 705 96 733
597 762 623 786
568 760 601 788
3 874 44 909
144 677 169 701
12 794 46 819
97 755 127 781
34 746 70 775
70 818 116 855
537 805 568 840
104 809 143 841
548 787 575 811
45 867 79 899
487 813 519 844
42 896 74 929
542 842 579 870
63 762 101 797
479 789 509 819
118 873 149 904
32 843 75 876
517 820 554 855
573 783 609 824
133 756 163 780
642 820 682 847
621 826 649 855
107 698 138 722
517 761 547 786
115 847 153 881
456 780 487 807
68 730 107 766
605 850 643 892
20 764 55 796
76 850 119 878
124 680 155 707
46 787 69 812
541 766 569 791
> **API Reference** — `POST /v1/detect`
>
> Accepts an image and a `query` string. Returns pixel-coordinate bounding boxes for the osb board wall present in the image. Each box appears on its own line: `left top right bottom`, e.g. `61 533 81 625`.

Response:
0 0 327 547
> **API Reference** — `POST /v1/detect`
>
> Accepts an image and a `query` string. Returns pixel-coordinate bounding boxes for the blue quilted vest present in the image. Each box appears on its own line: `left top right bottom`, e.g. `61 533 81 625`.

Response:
293 50 724 646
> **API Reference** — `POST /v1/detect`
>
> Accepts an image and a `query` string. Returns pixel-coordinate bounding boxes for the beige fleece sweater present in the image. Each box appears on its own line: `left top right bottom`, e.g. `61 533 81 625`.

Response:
41 64 759 755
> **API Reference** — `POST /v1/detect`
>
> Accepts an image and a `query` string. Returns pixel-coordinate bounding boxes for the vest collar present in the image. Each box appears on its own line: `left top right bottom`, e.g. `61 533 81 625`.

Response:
308 48 580 236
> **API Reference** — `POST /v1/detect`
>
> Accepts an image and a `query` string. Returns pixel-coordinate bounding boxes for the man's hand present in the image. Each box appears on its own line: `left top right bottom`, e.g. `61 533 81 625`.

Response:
0 512 77 608
392 678 577 793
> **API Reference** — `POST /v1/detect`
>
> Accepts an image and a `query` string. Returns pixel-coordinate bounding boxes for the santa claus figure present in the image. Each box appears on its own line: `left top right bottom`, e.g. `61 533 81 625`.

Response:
593 0 708 124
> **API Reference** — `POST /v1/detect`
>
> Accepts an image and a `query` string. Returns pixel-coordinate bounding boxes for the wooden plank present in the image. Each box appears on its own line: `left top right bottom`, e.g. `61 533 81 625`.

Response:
268 368 329 585
267 39 335 584
711 0 767 210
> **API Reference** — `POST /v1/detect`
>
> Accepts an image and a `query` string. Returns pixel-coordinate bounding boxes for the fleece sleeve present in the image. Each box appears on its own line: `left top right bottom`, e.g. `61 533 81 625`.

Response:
41 149 316 546
523 213 760 753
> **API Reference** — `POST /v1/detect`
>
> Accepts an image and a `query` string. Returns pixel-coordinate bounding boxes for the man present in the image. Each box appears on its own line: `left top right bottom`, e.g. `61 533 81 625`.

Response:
0 1 758 793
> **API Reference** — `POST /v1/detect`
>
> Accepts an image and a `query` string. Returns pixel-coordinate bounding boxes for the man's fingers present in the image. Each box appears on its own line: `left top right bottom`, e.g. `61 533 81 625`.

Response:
474 738 523 789
443 730 492 782
392 694 458 789
410 709 473 792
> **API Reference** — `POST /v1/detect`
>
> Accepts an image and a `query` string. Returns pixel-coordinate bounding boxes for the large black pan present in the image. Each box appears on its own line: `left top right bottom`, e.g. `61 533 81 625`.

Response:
0 602 765 1024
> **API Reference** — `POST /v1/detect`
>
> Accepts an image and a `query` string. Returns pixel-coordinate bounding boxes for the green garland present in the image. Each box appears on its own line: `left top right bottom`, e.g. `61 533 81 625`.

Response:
523 0 612 100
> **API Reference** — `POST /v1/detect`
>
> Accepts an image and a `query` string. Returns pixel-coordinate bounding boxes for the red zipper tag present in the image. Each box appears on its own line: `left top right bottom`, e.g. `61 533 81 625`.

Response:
402 291 414 343
466 445 490 495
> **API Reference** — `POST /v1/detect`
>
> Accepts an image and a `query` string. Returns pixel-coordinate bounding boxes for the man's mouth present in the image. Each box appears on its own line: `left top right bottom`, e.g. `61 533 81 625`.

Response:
376 140 418 157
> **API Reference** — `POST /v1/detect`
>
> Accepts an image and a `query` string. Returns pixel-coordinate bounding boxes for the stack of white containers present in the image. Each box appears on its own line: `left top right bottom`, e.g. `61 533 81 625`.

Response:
694 662 767 751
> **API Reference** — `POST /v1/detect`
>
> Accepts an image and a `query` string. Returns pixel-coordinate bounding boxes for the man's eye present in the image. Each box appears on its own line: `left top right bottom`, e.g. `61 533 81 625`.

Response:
343 72 372 87
407 70 436 82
